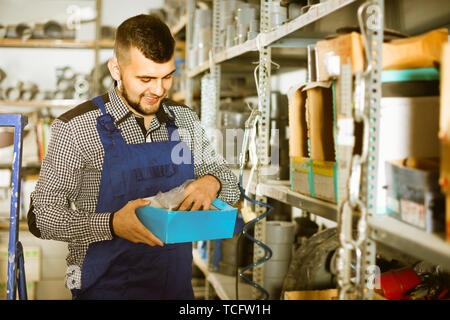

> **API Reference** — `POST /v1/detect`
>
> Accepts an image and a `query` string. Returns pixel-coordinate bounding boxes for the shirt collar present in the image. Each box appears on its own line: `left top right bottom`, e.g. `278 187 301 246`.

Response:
106 85 174 126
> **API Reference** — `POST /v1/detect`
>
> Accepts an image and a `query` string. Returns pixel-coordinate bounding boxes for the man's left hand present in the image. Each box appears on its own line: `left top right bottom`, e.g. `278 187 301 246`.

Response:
177 175 220 211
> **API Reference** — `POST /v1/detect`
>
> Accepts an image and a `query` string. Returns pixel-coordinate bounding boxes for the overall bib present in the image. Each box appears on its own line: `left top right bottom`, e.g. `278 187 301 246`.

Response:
72 95 195 300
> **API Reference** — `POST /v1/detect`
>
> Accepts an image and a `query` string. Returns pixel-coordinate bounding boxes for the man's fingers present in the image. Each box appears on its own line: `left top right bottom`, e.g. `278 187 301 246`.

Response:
130 198 151 209
178 194 195 211
136 223 164 247
190 200 203 212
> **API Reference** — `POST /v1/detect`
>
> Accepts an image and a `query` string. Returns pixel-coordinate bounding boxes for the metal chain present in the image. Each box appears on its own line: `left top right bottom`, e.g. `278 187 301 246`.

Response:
336 1 382 300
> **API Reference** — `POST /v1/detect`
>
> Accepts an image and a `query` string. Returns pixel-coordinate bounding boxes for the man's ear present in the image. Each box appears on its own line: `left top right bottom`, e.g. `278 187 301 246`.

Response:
107 58 121 82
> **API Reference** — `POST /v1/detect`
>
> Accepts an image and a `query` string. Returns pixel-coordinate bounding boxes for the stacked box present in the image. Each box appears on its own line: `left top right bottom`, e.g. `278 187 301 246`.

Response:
385 159 445 232
440 43 450 240
289 81 338 203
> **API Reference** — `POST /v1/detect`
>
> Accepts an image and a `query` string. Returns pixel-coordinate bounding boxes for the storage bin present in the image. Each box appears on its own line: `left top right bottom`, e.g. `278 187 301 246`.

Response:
136 198 237 244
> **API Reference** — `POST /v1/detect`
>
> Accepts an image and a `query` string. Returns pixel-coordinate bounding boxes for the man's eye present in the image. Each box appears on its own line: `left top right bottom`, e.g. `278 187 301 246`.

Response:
164 75 173 79
141 78 151 83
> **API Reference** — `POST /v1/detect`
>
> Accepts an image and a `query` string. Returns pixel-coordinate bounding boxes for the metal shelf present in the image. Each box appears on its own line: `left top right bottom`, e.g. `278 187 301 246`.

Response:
0 38 114 49
192 248 253 300
369 215 450 272
187 38 258 78
215 38 258 65
171 14 188 36
262 0 358 47
248 180 338 222
0 99 81 109
187 61 209 78
185 0 359 78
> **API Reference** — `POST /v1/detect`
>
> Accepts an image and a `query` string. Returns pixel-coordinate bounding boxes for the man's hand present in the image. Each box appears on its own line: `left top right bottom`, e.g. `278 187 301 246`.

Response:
177 175 221 211
112 199 164 247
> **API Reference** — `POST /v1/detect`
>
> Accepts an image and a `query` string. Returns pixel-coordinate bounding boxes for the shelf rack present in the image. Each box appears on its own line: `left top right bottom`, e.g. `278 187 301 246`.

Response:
0 7 184 111
0 38 114 49
193 249 254 300
186 0 450 300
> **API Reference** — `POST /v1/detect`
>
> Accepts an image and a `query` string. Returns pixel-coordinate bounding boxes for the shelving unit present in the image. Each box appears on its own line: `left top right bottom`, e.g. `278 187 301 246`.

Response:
0 2 184 112
0 99 83 109
186 0 450 300
193 249 254 300
0 38 114 49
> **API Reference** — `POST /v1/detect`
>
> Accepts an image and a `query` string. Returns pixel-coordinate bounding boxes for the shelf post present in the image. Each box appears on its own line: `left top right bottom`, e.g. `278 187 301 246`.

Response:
93 0 102 96
250 0 273 300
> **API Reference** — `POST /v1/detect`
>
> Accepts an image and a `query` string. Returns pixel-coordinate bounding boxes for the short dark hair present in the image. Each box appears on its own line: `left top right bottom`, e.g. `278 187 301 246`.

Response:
114 14 175 64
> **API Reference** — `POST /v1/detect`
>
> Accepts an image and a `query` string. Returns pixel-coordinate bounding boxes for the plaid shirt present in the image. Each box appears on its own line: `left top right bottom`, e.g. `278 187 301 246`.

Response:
29 86 240 289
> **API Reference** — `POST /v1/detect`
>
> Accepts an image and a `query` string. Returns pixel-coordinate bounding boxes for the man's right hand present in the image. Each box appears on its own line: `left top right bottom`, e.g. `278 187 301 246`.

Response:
112 199 164 247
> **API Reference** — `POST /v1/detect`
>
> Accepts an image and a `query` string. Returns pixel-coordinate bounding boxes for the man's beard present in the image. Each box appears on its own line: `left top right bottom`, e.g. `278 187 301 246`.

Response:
121 83 160 116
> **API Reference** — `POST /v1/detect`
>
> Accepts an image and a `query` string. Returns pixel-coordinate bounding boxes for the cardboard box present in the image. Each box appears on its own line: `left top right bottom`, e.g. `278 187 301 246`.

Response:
305 82 335 162
288 84 308 158
316 28 448 82
136 198 237 243
316 32 364 81
0 281 36 300
284 289 338 300
382 28 448 71
35 279 72 300
290 157 312 198
440 43 450 193
373 68 441 214
385 159 445 232
0 245 41 282
290 158 337 203
377 96 441 213
289 80 338 203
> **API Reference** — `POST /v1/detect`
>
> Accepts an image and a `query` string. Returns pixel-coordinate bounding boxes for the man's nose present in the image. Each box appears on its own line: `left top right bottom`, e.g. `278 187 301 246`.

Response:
150 79 164 96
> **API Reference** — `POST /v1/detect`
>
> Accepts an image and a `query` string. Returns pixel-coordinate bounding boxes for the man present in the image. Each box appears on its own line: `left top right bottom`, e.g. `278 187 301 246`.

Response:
27 14 240 300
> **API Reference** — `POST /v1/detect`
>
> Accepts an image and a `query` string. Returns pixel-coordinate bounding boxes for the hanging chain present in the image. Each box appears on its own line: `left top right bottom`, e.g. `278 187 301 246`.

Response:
336 1 382 300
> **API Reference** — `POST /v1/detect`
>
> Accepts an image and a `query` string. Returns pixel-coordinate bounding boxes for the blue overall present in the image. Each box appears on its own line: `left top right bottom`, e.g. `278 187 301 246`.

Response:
72 95 195 300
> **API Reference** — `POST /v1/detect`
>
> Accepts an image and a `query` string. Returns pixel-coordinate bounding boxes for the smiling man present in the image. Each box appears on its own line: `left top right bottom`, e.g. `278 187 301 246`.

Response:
27 14 240 300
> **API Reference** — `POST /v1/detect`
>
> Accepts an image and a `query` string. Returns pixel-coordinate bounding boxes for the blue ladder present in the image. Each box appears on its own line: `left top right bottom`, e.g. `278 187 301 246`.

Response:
0 114 28 300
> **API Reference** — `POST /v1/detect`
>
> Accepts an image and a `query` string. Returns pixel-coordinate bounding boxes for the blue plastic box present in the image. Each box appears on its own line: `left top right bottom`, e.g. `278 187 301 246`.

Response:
135 198 238 244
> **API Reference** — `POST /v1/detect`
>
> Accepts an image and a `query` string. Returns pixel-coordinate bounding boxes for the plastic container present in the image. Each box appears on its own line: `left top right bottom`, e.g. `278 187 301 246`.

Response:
136 198 237 244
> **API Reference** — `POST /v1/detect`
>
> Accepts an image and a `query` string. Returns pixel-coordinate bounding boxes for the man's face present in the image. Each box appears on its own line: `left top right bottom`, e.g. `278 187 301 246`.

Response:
118 46 176 116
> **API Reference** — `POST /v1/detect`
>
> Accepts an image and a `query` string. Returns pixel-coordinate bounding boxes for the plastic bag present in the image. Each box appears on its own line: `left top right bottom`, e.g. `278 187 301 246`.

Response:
143 179 194 210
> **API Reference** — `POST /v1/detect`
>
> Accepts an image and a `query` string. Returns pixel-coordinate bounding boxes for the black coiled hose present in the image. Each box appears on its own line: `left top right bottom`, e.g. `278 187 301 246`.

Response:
235 173 273 300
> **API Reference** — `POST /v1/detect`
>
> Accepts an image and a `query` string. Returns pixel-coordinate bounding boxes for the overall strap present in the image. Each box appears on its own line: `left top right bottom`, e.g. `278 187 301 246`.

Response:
165 109 180 141
92 95 107 115
92 94 125 148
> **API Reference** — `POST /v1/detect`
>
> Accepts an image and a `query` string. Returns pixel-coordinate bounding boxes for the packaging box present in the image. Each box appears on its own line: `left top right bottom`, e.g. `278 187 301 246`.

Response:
289 80 338 203
0 245 41 283
439 43 450 193
305 82 335 162
284 289 338 300
382 28 448 71
385 159 445 232
288 84 308 158
35 279 72 300
316 32 364 81
290 157 312 198
375 68 441 214
290 158 337 203
136 198 237 244
0 281 36 300
316 28 448 82
439 42 450 240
